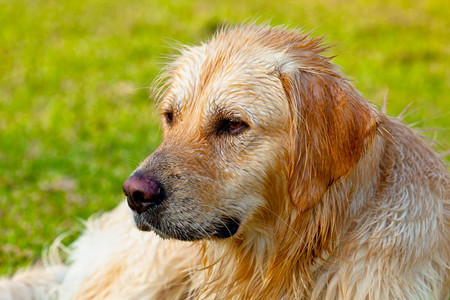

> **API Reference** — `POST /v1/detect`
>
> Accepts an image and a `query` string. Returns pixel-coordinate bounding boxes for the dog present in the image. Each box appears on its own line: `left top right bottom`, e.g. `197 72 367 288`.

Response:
1 24 449 300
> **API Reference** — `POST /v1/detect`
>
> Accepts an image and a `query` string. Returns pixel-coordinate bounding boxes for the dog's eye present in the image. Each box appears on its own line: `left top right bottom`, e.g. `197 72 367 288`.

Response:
164 111 174 124
217 119 248 135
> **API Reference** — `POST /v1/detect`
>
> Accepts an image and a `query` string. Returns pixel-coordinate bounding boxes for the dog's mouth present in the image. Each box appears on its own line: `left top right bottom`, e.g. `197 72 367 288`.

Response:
211 217 241 239
132 213 241 241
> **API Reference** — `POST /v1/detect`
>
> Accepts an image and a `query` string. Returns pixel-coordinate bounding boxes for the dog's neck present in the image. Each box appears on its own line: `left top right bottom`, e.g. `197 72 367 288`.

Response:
192 132 386 299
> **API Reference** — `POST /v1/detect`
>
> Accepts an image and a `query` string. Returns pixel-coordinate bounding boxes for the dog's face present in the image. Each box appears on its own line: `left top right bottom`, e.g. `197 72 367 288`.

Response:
123 26 376 241
124 43 291 241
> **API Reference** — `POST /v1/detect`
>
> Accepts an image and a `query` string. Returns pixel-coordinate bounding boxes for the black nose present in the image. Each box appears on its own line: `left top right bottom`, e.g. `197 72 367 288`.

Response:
122 175 164 213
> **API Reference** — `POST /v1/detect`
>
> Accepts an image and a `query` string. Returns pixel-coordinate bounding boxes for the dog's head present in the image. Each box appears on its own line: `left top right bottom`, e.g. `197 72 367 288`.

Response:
123 25 377 241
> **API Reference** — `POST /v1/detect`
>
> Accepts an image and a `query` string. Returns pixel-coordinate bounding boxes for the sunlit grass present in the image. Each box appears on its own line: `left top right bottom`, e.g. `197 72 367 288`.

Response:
1 0 448 275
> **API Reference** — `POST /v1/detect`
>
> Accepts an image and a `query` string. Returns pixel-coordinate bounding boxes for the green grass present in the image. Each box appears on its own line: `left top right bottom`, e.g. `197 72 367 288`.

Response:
1 0 449 275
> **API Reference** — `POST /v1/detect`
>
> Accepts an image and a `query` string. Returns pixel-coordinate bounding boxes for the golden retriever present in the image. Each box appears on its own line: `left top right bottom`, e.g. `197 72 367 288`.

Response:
1 24 449 300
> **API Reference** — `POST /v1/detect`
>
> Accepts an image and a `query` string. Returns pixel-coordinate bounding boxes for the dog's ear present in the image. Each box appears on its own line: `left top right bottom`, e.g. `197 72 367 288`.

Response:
279 69 377 212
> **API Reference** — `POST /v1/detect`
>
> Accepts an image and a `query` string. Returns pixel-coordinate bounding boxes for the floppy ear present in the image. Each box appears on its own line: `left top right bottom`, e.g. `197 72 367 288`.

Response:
280 70 378 212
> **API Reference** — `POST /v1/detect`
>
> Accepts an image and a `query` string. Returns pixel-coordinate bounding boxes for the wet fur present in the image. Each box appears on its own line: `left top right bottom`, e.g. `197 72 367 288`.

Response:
1 24 449 299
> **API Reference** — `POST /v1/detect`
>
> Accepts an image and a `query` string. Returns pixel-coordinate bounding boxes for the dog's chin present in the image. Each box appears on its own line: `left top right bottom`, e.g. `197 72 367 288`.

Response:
136 224 173 240
132 213 241 241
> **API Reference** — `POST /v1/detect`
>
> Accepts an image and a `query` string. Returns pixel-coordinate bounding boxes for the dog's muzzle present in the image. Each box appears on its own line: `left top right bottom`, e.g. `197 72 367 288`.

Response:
122 172 241 241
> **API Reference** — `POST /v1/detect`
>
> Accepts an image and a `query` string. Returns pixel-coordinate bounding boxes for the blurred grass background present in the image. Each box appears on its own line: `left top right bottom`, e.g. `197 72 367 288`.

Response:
0 0 449 275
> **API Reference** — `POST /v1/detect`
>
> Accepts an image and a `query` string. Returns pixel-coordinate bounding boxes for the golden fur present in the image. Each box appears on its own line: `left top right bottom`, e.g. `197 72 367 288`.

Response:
1 24 449 300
